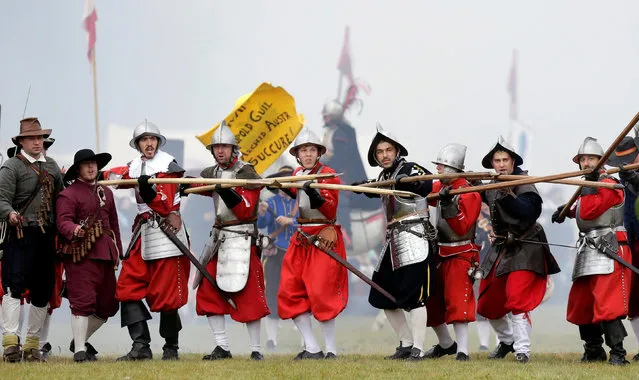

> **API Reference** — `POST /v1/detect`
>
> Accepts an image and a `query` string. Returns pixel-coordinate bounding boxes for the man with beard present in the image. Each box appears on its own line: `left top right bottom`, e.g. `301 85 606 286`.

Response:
352 124 433 361
553 137 631 365
423 143 482 361
194 122 268 361
278 128 348 360
56 149 122 362
476 136 560 363
105 120 190 361
0 118 64 362
257 165 298 351
606 135 639 361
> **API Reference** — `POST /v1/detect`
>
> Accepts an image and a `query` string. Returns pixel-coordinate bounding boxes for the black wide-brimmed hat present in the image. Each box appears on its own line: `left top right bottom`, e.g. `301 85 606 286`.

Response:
607 136 639 167
481 135 524 169
266 165 294 193
64 149 112 183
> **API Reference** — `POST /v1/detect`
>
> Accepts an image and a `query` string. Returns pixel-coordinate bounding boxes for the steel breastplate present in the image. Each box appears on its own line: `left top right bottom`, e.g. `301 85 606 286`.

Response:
213 161 243 223
215 224 254 292
576 199 624 232
572 227 616 280
296 169 328 220
381 163 419 222
141 221 187 261
436 198 476 243
376 214 430 271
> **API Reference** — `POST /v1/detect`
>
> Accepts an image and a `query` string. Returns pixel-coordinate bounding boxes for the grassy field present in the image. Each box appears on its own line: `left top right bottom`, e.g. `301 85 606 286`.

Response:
2 305 639 379
0 353 636 380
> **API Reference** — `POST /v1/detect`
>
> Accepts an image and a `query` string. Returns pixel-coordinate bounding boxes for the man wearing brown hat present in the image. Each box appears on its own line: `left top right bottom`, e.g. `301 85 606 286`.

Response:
0 117 64 362
607 135 639 361
56 149 122 362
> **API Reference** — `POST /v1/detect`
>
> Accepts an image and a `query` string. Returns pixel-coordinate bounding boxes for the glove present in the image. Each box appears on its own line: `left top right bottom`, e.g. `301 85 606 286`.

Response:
302 181 325 209
350 180 367 195
551 204 567 224
214 184 242 208
584 170 599 182
178 184 190 198
438 186 454 205
137 175 157 204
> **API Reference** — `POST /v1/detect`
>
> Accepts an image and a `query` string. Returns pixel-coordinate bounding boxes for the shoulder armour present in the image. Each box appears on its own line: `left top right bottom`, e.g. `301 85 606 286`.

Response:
167 160 185 174
200 166 217 178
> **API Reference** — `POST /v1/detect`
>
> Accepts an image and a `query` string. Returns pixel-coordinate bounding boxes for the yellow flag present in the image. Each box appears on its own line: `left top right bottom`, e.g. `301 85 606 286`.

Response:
197 83 304 175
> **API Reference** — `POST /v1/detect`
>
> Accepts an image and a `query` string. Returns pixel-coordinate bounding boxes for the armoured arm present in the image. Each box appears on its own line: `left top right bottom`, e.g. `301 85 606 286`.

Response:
0 166 17 219
55 192 79 241
302 181 326 209
579 179 624 220
442 191 482 236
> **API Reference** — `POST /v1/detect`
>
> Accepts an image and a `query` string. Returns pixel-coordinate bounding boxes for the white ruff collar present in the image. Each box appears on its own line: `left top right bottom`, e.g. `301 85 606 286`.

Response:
128 150 175 178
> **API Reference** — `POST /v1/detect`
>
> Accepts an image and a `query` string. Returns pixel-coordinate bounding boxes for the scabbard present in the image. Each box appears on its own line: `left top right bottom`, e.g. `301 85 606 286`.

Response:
122 219 145 260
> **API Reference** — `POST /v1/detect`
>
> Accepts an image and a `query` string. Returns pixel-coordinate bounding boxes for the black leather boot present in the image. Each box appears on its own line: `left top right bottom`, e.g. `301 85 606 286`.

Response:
603 319 629 366
160 310 182 360
117 301 153 361
579 324 607 363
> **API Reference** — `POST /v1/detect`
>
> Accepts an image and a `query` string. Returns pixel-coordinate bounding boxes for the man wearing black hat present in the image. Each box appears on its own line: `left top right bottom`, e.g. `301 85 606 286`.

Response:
352 124 434 361
257 165 298 351
476 136 560 364
607 135 639 361
56 149 122 362
0 117 64 362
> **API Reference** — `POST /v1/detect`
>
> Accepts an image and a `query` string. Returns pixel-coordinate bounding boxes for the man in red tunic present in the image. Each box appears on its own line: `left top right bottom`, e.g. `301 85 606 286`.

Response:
106 121 190 361
193 122 268 361
476 136 560 363
552 137 631 365
56 149 122 362
277 128 348 360
425 143 481 361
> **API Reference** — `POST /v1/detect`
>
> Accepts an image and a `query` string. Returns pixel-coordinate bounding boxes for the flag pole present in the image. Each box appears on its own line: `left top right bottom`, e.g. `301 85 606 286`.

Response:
91 50 100 151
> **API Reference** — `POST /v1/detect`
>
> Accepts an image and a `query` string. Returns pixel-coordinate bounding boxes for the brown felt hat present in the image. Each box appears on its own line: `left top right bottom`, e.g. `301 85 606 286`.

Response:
12 117 52 146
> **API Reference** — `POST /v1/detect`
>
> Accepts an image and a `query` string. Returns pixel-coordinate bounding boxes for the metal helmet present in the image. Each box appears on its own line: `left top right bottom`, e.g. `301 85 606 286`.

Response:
129 120 167 149
432 143 467 171
289 128 327 156
481 135 523 169
322 100 343 120
572 136 604 164
206 121 238 150
367 123 408 167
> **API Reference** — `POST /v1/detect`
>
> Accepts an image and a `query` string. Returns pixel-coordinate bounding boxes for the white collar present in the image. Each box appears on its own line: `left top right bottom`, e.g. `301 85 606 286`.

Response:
128 150 175 178
22 152 46 163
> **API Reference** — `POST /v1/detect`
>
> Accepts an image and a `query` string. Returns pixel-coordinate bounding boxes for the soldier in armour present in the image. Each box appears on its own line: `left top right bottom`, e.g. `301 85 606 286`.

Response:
476 136 560 363
553 137 631 365
278 128 348 360
424 143 482 361
353 124 433 361
193 122 268 361
106 121 190 361
0 118 64 362
56 149 122 362
606 135 639 361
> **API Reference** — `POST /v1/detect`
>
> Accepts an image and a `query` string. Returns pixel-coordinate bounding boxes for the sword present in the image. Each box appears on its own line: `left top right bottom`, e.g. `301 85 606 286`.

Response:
122 219 145 260
297 229 397 304
158 220 237 310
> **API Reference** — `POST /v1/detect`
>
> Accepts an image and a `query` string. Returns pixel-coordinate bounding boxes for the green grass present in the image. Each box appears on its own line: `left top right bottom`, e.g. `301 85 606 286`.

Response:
0 353 635 380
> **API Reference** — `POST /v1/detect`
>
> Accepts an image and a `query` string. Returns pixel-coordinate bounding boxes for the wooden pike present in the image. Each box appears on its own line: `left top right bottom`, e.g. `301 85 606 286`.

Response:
358 172 494 188
427 168 593 201
558 111 639 219
276 182 419 198
487 175 624 189
98 172 339 187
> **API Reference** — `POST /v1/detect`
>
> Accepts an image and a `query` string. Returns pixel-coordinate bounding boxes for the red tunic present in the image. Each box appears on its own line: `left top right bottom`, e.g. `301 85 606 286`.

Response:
195 181 270 323
426 179 481 326
566 178 631 325
277 164 348 321
115 169 190 312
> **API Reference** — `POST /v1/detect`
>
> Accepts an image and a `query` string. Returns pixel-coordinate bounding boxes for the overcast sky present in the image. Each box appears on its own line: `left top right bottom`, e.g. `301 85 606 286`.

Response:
2 0 639 187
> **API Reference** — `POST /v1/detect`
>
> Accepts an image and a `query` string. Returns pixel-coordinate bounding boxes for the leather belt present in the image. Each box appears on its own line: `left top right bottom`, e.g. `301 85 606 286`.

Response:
215 217 258 228
297 218 334 225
